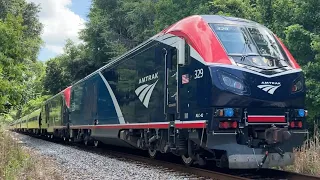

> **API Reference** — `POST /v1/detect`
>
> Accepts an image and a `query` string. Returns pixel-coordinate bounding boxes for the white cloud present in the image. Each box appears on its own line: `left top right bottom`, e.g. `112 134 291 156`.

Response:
26 0 85 55
46 45 64 54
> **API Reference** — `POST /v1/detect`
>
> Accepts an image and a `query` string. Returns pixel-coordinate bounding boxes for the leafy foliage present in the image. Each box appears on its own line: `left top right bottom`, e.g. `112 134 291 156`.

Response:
0 0 43 119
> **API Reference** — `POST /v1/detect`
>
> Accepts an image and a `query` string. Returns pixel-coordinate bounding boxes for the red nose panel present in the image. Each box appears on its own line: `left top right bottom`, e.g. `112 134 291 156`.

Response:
161 15 231 65
247 115 286 123
274 35 300 69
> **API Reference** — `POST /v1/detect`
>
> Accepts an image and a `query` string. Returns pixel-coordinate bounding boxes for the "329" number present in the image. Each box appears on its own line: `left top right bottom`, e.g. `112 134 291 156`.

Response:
194 68 203 79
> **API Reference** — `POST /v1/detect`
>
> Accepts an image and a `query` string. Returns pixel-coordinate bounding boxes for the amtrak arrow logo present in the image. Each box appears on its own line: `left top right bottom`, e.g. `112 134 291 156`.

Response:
135 80 158 108
257 82 281 95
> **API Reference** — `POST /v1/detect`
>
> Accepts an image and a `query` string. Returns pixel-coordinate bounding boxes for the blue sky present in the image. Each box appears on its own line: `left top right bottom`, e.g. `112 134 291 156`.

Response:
28 0 92 61
70 0 91 21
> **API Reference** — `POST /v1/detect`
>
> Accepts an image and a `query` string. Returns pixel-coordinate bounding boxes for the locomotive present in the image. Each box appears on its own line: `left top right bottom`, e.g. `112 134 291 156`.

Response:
10 15 308 169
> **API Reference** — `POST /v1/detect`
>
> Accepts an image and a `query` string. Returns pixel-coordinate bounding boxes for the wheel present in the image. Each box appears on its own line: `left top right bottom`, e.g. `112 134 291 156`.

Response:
84 135 91 146
93 140 99 147
148 148 157 159
219 153 229 168
181 154 194 166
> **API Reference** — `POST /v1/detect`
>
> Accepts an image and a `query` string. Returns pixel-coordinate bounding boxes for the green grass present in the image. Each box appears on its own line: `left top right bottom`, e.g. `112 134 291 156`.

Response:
0 130 63 180
0 130 27 180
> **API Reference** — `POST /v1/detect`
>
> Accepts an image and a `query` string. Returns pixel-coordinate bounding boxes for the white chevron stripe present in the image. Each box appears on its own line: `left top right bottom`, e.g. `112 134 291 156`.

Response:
138 84 154 103
257 84 280 95
143 80 158 108
135 84 148 96
268 86 280 94
135 80 159 108
99 72 125 124
262 86 274 91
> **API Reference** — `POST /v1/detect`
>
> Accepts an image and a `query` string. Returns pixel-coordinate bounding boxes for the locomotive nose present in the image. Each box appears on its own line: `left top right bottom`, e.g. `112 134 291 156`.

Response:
265 126 291 145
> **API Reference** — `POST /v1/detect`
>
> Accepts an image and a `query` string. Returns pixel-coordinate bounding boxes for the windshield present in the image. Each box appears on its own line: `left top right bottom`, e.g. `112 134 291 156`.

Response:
210 24 290 69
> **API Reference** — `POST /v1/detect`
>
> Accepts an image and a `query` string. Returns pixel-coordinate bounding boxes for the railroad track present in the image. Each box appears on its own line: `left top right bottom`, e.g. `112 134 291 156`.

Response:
12 131 320 180
75 144 320 180
77 144 248 180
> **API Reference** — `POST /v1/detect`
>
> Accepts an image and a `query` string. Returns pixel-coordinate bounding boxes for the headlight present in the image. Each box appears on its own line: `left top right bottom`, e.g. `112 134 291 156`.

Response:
292 77 304 93
222 75 244 91
292 80 303 92
217 70 249 94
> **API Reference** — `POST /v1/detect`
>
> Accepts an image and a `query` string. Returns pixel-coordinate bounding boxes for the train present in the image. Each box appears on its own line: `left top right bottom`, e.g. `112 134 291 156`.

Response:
9 15 308 169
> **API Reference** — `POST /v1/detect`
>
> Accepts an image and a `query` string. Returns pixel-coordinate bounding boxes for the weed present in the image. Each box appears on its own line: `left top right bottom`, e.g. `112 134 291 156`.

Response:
0 130 63 180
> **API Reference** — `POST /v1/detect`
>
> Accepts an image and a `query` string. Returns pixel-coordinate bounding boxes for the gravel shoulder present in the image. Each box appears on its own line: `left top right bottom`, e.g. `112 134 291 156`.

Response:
10 132 201 180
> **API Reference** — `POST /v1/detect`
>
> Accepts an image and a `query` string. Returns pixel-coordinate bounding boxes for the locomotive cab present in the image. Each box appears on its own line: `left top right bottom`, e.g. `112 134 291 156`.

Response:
195 17 308 169
156 15 308 169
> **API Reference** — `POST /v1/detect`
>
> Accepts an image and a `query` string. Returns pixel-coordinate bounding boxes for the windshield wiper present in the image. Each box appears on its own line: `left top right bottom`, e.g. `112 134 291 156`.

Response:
261 54 288 68
262 54 287 62
240 30 251 61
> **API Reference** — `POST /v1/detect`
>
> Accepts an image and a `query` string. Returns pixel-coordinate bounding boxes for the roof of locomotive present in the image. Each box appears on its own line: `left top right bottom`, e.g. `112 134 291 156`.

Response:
200 15 259 26
159 15 232 65
159 15 300 69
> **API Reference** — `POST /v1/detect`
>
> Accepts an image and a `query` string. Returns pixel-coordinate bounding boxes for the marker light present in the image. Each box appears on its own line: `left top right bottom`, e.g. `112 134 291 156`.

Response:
290 121 303 129
219 121 238 129
231 121 238 128
298 109 305 117
224 108 234 117
215 109 224 116
219 122 229 129
290 121 295 128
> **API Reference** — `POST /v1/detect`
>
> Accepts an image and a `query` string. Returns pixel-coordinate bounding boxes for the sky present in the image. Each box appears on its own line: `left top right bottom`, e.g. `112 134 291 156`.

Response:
26 0 92 61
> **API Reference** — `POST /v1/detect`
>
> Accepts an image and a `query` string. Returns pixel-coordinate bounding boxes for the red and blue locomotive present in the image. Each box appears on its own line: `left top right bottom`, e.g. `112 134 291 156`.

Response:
11 15 308 169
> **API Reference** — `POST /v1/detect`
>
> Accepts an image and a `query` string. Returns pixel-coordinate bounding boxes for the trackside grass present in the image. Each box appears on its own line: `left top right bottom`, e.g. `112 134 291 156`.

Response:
282 126 320 176
0 130 25 180
0 130 63 180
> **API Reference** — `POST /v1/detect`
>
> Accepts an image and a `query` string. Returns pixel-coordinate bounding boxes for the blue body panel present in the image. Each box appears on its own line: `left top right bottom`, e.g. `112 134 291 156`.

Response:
69 40 168 126
69 74 118 125
210 66 305 108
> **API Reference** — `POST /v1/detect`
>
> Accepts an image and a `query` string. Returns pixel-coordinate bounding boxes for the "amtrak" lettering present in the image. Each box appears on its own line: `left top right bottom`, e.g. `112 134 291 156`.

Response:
261 81 281 85
139 72 158 84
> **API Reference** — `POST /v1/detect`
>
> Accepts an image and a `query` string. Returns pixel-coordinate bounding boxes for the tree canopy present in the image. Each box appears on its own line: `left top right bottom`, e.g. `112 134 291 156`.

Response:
0 0 43 119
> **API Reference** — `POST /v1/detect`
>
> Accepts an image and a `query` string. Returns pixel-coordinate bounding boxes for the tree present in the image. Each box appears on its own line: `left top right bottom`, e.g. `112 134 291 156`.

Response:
0 0 42 121
0 14 30 112
43 58 67 95
0 0 42 61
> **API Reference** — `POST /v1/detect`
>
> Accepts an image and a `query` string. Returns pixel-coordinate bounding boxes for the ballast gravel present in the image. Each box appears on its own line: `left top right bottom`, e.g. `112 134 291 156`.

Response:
11 133 203 180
